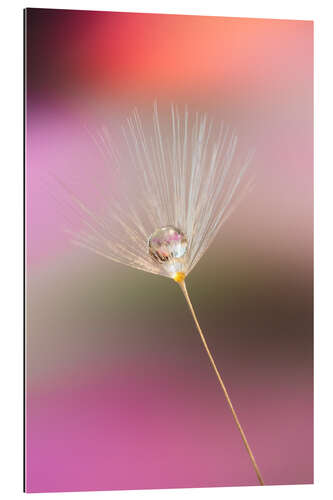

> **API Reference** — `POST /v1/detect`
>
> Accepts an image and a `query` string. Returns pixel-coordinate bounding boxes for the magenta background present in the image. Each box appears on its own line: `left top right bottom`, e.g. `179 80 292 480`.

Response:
25 9 313 492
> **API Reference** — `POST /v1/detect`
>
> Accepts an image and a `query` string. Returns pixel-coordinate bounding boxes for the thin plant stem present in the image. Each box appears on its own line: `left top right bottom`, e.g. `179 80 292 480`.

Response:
177 279 264 486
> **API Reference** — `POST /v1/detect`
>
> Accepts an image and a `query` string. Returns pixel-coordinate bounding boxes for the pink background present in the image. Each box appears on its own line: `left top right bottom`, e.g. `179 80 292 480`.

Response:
25 9 313 492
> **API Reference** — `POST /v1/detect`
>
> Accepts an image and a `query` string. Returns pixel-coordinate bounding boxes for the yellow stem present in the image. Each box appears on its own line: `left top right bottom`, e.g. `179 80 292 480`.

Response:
177 279 264 486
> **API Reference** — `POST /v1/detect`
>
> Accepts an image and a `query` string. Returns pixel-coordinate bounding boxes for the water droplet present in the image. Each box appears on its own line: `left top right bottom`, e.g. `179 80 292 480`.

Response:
148 226 188 264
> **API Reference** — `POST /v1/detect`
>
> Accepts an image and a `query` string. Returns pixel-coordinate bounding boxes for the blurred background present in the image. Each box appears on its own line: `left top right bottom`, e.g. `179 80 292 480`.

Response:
25 8 313 493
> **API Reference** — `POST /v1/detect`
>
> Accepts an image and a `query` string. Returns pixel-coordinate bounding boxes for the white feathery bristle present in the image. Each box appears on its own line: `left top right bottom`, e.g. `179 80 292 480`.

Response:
66 103 253 279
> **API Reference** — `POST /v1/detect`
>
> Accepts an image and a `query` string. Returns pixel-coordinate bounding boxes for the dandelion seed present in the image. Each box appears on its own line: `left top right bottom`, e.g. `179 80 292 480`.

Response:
63 103 263 486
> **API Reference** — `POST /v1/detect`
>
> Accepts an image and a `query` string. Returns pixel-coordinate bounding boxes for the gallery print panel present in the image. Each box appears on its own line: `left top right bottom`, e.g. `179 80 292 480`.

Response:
25 8 313 493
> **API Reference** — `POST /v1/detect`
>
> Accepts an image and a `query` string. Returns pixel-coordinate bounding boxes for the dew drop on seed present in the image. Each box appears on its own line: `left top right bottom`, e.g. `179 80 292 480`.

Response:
148 226 188 264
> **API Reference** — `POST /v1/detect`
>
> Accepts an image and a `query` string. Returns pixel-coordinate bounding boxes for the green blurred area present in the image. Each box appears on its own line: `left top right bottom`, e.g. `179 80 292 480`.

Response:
27 234 312 384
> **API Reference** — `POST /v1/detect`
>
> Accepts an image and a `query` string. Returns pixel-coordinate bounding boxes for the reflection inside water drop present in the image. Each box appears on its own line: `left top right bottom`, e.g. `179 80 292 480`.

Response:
148 226 188 264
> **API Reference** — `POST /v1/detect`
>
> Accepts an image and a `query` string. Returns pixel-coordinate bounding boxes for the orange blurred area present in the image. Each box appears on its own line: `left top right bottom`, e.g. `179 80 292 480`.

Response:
27 10 312 101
